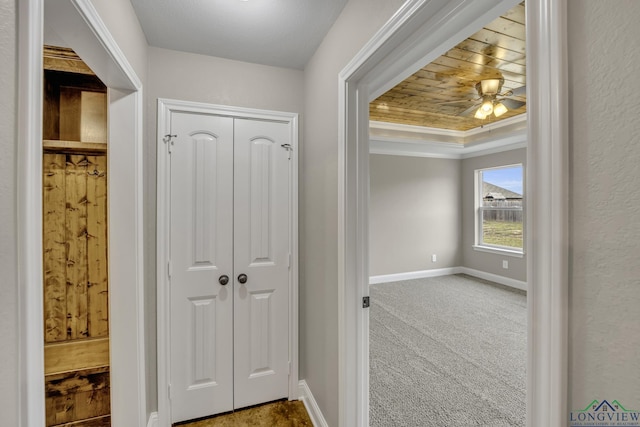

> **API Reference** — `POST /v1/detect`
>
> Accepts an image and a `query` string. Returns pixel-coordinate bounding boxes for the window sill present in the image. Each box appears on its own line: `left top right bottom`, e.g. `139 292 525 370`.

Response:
472 245 524 258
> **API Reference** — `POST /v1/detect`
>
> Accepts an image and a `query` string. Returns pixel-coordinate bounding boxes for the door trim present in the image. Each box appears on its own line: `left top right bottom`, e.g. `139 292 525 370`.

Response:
337 0 568 426
18 0 146 425
156 98 299 427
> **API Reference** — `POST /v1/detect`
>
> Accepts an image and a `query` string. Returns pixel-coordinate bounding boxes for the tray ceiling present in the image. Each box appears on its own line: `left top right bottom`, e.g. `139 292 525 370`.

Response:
370 2 526 132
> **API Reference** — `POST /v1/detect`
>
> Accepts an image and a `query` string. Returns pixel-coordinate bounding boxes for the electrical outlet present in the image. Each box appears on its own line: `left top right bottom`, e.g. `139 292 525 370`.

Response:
502 260 509 269
432 254 437 263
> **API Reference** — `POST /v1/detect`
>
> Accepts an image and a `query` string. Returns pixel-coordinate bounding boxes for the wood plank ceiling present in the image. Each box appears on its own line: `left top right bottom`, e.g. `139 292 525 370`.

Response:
370 2 526 132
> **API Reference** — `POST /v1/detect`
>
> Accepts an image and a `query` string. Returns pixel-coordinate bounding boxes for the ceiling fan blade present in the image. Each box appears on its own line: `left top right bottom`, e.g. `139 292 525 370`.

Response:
500 98 526 110
508 85 526 97
434 97 478 105
459 103 482 117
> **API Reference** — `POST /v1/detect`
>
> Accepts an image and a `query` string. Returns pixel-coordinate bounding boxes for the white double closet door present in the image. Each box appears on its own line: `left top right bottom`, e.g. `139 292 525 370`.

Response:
168 111 292 423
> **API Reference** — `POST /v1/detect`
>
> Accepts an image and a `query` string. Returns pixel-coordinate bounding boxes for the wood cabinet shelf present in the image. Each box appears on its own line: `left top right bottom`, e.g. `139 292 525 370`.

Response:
43 139 107 154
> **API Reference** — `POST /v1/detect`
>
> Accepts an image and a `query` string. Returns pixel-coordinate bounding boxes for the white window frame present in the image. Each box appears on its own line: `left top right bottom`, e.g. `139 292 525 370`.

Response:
474 163 525 257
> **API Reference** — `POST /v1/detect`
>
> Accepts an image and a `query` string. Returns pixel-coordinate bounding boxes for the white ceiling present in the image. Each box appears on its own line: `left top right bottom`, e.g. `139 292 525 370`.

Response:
129 0 349 70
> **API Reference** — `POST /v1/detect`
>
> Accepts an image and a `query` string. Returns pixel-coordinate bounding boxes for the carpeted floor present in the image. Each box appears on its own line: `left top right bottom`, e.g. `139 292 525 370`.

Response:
369 274 526 426
174 400 313 427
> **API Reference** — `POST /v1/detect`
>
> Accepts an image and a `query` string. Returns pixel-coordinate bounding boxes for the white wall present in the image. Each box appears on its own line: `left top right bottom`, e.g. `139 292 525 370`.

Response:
89 0 148 83
301 0 405 424
145 46 305 412
147 47 304 112
462 148 527 281
0 0 18 424
369 149 526 281
568 0 640 410
369 154 462 276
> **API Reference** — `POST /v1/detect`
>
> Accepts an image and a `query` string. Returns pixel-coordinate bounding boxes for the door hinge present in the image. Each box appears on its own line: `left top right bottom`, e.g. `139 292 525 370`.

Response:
287 252 292 269
168 383 172 400
167 260 172 279
362 296 370 308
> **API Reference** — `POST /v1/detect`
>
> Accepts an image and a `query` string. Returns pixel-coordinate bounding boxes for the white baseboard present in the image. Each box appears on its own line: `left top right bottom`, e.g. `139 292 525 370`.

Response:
298 380 328 427
369 266 527 292
458 267 527 292
147 412 158 427
369 267 461 284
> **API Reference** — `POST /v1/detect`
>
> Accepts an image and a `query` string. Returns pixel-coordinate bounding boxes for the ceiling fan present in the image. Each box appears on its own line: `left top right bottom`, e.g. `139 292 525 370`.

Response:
457 78 526 120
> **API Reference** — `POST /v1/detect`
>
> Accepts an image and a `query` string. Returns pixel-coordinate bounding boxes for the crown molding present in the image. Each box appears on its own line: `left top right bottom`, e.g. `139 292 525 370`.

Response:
369 114 527 159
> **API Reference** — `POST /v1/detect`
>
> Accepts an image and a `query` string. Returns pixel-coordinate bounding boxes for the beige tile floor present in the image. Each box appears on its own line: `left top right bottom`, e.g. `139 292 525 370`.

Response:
174 400 313 427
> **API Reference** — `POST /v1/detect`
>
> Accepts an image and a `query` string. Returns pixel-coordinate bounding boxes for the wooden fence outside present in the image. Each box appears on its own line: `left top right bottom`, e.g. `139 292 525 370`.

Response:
481 199 523 223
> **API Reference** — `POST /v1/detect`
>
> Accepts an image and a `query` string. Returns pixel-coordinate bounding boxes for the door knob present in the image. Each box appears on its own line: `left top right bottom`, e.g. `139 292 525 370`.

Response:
218 275 229 286
238 274 248 284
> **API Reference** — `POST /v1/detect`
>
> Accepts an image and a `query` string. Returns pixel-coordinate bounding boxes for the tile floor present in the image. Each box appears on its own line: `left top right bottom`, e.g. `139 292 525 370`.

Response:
174 400 313 427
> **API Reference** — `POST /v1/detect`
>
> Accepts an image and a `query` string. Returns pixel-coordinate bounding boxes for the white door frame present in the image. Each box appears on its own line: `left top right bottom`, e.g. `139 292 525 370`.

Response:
17 1 147 426
337 0 568 426
156 98 299 427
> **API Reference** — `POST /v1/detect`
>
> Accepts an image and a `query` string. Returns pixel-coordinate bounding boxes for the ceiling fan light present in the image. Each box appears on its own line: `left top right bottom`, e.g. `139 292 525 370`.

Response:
493 102 508 117
474 108 487 120
480 97 494 115
480 78 502 95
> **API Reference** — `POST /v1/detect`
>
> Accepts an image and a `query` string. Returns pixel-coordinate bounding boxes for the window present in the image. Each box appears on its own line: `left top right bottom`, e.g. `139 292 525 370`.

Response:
475 164 524 255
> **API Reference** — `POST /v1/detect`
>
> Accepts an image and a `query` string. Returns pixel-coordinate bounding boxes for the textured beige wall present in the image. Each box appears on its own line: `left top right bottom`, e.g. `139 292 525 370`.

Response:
0 0 18 424
461 149 527 282
301 0 405 424
147 47 304 112
89 0 148 84
568 0 640 410
369 154 462 276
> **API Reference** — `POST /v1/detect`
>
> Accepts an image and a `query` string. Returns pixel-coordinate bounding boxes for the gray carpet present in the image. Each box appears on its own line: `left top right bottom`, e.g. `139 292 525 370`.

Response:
369 274 526 426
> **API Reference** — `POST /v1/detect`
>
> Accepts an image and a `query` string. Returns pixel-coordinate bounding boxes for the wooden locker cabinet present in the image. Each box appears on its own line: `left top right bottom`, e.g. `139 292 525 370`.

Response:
42 46 111 427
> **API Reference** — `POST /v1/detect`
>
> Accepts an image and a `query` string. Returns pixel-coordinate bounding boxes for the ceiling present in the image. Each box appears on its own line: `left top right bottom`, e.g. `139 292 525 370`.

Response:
370 2 526 132
124 0 524 136
129 0 348 70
